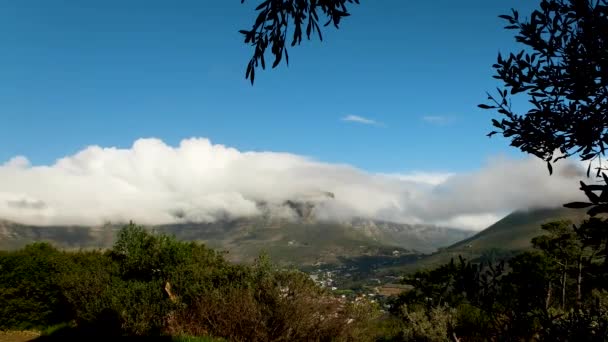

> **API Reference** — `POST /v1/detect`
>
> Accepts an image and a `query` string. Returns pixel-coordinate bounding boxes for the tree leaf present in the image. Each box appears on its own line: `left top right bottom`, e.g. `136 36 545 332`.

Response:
563 202 593 209
587 205 608 216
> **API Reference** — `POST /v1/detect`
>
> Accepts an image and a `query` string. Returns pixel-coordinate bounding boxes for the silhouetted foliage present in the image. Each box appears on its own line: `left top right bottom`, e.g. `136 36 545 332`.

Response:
564 174 608 216
239 0 359 84
481 0 608 169
478 0 608 215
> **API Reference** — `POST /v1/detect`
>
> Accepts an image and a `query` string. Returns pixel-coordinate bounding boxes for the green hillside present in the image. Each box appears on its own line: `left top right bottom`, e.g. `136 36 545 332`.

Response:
161 219 412 265
407 207 589 271
2 208 587 273
0 217 472 267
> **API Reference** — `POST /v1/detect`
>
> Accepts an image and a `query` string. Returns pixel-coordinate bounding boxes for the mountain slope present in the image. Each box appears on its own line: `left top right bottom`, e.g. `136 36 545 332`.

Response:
344 218 472 253
161 218 408 265
448 207 588 251
0 220 116 250
408 207 589 270
0 217 473 266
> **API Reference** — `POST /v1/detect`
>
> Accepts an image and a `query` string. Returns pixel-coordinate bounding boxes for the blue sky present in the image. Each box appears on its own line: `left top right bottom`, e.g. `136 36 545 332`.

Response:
0 0 538 173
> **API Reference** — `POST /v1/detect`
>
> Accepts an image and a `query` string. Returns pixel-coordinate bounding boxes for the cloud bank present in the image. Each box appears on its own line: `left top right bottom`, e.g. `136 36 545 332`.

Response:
0 137 587 230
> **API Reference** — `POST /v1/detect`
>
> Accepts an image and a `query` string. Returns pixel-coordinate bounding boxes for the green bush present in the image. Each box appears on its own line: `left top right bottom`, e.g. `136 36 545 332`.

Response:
0 223 381 340
168 254 381 341
395 305 455 342
453 303 501 341
56 224 202 336
0 243 71 329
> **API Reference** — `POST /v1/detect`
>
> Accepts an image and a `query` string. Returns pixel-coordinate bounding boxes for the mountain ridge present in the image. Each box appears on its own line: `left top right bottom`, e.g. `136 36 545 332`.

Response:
404 207 590 270
0 215 474 266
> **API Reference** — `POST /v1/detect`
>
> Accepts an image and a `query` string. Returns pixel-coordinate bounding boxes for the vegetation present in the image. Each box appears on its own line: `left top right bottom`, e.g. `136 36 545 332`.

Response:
477 0 608 217
0 218 468 265
412 207 588 271
233 2 608 337
480 0 608 173
0 243 71 330
387 217 608 341
0 223 380 341
3 0 608 340
4 218 608 340
239 0 359 84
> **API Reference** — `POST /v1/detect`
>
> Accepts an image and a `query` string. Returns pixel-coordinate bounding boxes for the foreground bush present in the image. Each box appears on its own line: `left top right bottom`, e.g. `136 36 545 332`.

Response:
53 224 247 336
0 243 71 330
167 255 380 341
1 223 381 340
389 304 455 342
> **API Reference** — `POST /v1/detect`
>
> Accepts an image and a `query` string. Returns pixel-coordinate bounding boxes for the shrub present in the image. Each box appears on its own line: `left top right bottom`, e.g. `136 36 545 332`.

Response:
167 256 381 341
0 243 71 329
55 250 116 330
395 304 455 342
1 224 382 340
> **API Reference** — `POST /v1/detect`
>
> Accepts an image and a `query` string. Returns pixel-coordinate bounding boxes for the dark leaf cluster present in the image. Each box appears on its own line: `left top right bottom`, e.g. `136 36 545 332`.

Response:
565 172 608 215
239 0 359 84
480 0 608 175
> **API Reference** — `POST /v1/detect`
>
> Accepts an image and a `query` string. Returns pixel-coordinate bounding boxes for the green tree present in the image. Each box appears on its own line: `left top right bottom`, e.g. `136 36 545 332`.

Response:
59 223 236 336
573 217 608 292
499 252 556 338
532 220 582 309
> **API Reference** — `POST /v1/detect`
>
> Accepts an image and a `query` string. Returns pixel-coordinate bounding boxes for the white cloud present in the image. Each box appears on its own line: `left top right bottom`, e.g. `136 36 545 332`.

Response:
3 156 30 169
341 115 380 126
436 213 504 231
381 172 454 186
0 137 588 230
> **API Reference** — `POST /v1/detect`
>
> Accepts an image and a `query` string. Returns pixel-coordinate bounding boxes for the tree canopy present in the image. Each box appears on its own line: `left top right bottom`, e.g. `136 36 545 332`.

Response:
479 0 608 215
480 0 608 178
239 0 359 84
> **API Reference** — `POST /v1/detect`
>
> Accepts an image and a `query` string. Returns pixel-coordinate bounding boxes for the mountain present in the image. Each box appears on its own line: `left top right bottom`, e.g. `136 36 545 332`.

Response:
0 216 473 266
344 218 472 253
0 220 117 250
162 218 409 265
408 207 589 270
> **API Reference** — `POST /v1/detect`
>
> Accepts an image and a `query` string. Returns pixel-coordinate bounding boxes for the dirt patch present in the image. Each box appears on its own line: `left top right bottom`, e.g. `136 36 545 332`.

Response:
0 331 40 342
376 284 412 297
